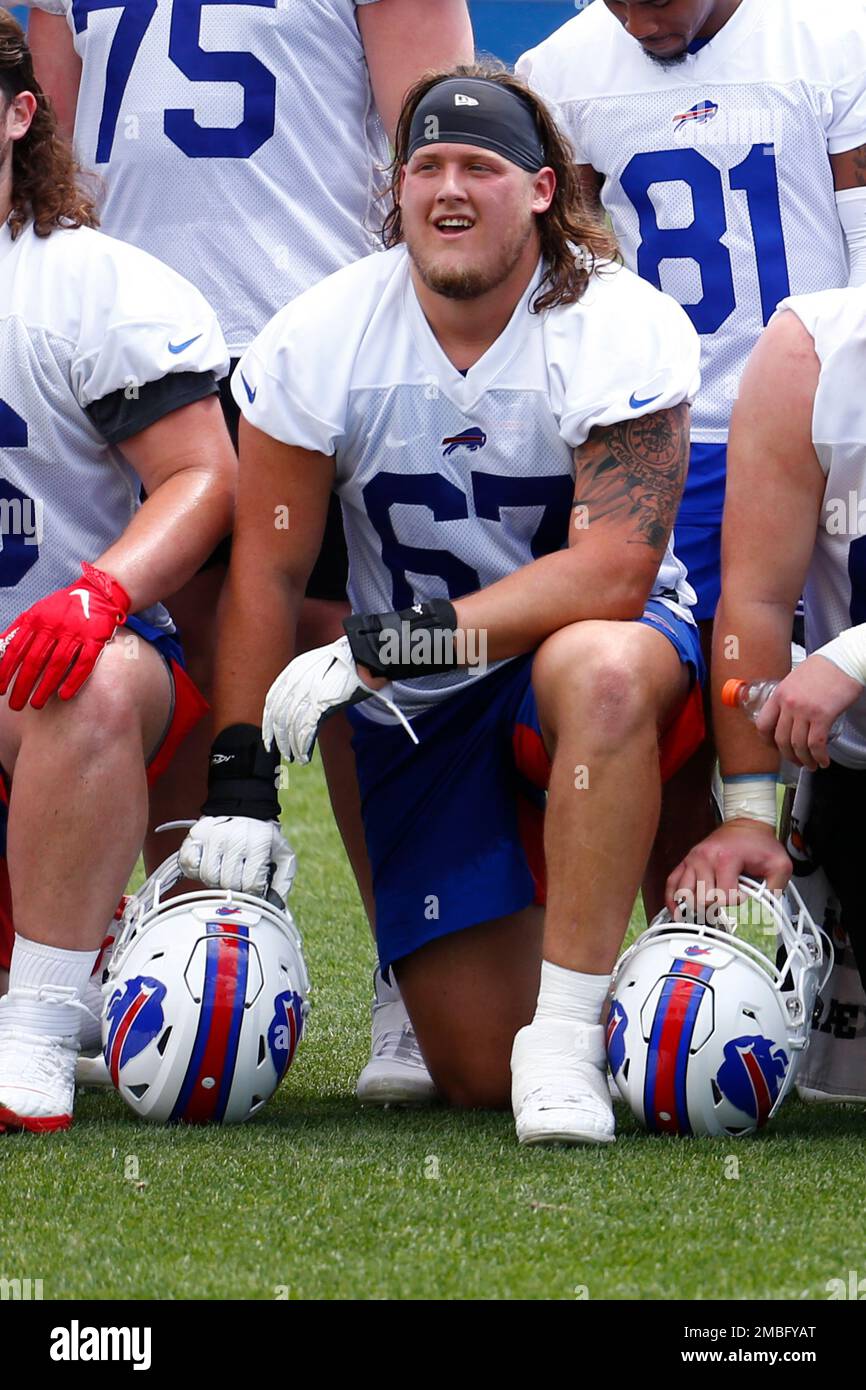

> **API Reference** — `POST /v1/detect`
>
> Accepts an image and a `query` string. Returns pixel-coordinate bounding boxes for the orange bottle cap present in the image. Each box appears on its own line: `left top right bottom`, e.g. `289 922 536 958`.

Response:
721 679 747 707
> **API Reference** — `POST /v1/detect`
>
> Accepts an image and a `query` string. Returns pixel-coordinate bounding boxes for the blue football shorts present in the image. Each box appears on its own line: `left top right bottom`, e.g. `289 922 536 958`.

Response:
347 600 706 974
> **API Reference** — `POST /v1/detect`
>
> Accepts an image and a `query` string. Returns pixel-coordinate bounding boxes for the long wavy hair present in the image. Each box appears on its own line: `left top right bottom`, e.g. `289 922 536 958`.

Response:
382 62 619 312
0 11 98 239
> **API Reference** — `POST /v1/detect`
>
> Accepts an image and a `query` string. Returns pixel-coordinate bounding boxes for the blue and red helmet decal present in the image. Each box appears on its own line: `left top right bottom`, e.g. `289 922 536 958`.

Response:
606 1000 628 1077
442 427 487 456
104 975 167 1087
268 990 305 1079
715 1036 789 1127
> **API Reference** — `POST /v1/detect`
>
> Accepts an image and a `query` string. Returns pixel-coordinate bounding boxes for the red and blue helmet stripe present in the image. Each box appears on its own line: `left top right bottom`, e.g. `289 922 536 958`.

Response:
643 959 714 1136
169 922 250 1124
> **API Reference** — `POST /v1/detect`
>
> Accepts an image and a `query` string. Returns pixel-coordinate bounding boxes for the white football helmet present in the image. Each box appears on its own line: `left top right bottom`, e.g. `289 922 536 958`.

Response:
607 878 830 1137
102 854 310 1124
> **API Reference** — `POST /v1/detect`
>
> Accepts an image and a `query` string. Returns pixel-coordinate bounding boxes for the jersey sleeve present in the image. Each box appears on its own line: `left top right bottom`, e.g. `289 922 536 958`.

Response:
19 0 67 10
551 266 702 448
232 301 349 456
70 237 229 411
826 6 866 153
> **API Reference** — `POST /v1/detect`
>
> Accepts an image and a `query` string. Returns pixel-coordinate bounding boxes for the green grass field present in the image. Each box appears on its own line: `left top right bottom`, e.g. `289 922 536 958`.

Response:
2 759 866 1301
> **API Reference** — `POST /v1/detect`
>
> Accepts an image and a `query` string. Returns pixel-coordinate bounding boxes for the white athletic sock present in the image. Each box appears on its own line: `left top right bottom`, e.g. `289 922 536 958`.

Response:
4 934 99 1038
533 959 611 1026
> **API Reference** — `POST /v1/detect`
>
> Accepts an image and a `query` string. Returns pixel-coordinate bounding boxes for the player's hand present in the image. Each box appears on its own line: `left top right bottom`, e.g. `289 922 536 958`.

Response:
754 654 863 771
179 815 297 899
263 635 414 764
0 561 130 711
665 821 792 920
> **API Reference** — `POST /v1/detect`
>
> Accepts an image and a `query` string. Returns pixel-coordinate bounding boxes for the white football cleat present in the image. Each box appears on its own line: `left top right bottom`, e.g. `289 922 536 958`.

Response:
511 1018 616 1146
0 987 82 1133
356 967 438 1105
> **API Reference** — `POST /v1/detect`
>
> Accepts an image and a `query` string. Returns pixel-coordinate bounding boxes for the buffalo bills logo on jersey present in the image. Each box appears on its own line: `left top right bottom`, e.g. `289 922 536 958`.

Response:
442 427 487 457
215 906 242 916
606 1001 628 1077
104 976 167 1087
684 944 713 957
715 1035 788 1126
267 990 305 1079
673 100 719 133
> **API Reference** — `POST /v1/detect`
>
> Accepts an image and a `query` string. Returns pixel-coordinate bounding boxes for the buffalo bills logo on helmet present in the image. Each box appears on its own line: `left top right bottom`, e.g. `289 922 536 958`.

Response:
104 976 167 1087
674 100 719 132
715 1035 788 1127
267 990 305 1079
606 1001 628 1077
442 427 487 457
684 944 713 957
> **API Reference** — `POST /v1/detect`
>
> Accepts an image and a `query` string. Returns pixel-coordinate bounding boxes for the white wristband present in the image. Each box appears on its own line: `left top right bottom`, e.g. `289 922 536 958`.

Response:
814 623 866 686
722 775 778 828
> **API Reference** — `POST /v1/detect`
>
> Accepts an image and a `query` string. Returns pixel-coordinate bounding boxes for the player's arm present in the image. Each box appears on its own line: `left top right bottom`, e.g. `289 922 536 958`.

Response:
665 311 825 908
27 11 81 142
210 418 334 731
453 403 689 662
830 145 866 285
357 0 474 142
96 395 236 613
177 421 334 895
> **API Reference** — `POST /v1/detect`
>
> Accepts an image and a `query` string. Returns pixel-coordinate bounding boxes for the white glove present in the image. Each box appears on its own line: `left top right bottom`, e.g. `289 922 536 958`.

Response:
178 815 297 899
263 635 418 764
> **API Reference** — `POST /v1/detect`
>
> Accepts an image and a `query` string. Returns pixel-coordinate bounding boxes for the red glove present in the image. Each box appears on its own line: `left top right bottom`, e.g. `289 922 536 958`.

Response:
0 561 131 711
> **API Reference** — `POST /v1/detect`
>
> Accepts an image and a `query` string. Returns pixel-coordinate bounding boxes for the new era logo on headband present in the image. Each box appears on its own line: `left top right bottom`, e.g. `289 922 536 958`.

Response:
454 94 479 107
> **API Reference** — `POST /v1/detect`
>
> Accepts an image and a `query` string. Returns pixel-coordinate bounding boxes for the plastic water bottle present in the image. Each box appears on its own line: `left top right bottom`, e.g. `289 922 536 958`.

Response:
721 678 843 739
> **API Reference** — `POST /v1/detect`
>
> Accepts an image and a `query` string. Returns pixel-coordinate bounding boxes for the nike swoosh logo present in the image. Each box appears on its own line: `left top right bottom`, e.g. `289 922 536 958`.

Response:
168 334 203 354
241 371 257 404
70 588 91 619
384 431 423 448
629 391 662 410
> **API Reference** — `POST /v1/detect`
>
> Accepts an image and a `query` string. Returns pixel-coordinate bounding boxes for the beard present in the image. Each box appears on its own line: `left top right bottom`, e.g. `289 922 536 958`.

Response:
642 45 691 68
406 217 534 301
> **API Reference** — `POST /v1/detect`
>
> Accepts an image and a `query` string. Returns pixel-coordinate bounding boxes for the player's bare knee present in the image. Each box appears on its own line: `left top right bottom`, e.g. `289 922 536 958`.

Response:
534 623 653 745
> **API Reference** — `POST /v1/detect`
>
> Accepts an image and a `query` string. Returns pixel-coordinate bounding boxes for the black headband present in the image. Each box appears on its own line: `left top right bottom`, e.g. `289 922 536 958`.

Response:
406 78 547 174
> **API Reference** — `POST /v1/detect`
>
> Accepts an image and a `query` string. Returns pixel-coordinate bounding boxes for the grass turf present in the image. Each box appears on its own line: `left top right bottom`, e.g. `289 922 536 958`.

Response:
2 759 866 1301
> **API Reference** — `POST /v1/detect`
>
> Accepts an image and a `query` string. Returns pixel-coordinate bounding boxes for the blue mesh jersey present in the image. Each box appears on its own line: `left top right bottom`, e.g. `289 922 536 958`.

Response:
234 246 701 716
518 0 866 521
23 0 389 355
0 221 229 632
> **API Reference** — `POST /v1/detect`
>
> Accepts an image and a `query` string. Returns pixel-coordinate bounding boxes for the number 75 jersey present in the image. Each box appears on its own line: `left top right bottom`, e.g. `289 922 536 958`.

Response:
518 0 866 450
24 0 389 355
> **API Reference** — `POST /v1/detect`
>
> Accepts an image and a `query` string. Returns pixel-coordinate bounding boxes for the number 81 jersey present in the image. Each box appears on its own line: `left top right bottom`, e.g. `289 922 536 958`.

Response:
518 0 866 456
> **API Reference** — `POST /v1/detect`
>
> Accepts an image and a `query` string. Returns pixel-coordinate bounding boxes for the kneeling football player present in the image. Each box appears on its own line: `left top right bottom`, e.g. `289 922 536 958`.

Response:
0 16 236 1131
182 66 705 1145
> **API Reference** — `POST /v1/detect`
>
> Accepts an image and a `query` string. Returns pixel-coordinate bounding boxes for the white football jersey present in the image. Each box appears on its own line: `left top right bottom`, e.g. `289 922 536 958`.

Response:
518 0 866 454
25 0 389 354
778 285 866 770
234 246 700 716
0 221 229 634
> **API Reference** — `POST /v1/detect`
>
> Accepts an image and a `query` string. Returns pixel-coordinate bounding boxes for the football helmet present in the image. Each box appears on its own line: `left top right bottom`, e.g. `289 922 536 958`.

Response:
607 878 830 1137
102 854 310 1124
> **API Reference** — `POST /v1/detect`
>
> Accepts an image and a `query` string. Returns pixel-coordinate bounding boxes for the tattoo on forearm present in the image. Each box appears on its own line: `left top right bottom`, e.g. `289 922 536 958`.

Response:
572 403 690 551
